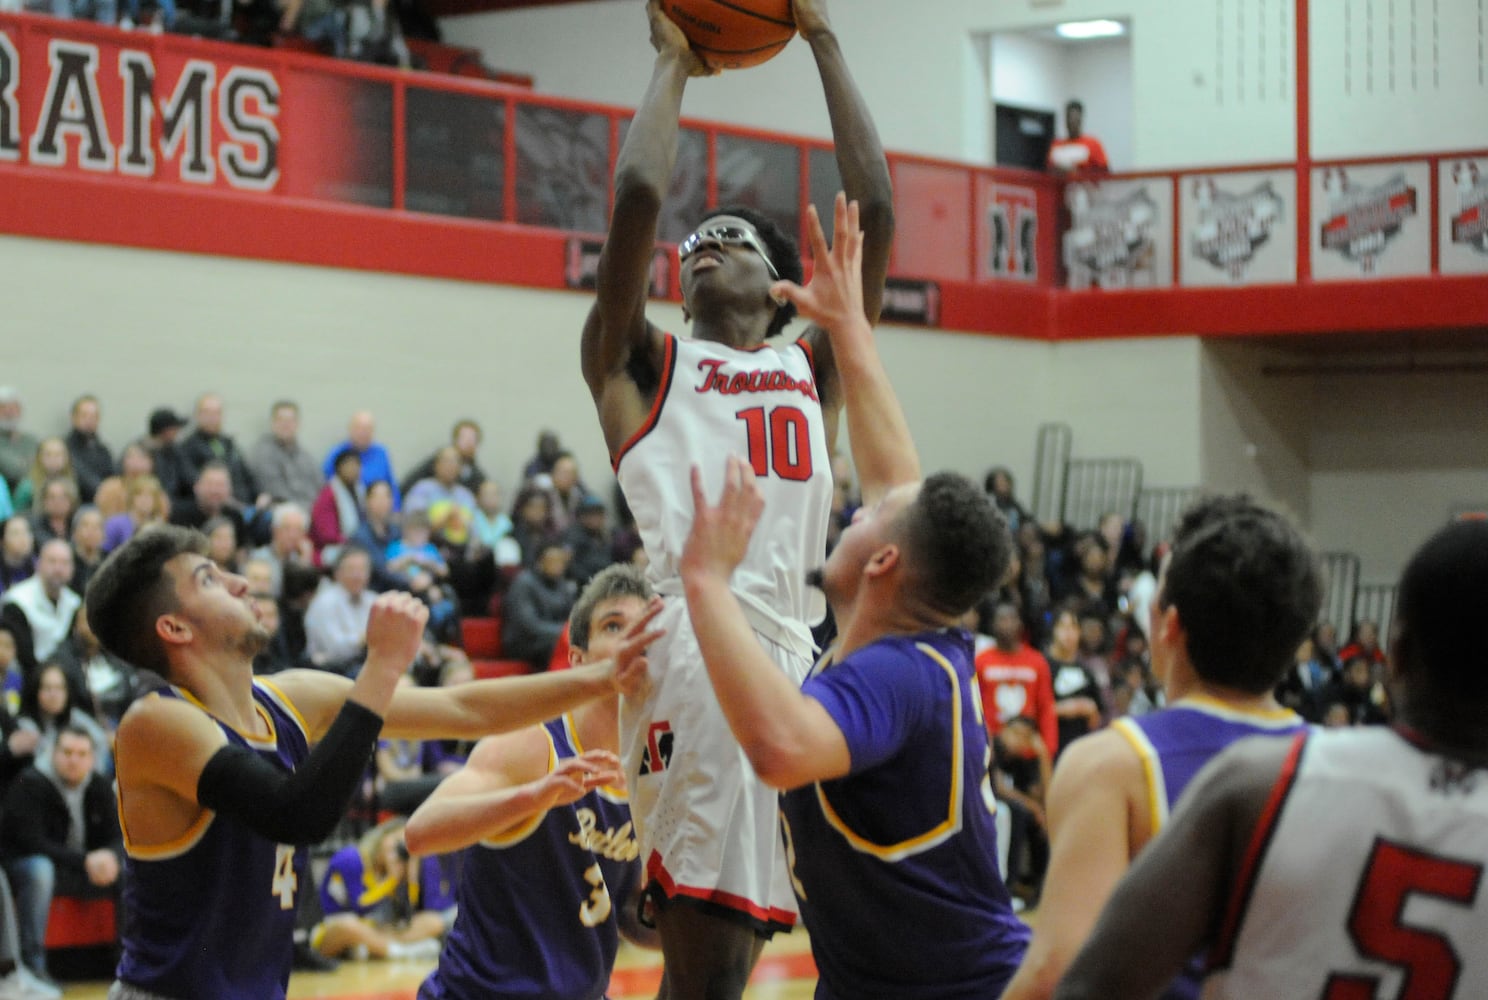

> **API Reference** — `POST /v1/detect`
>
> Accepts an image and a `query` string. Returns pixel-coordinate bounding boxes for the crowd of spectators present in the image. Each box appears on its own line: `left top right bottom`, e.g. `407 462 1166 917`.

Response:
0 384 1400 986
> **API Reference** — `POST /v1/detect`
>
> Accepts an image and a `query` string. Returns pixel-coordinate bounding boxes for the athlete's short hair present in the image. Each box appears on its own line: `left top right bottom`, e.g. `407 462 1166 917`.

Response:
1160 495 1321 695
86 524 208 678
1394 519 1488 702
704 205 803 338
897 473 1013 619
568 564 654 651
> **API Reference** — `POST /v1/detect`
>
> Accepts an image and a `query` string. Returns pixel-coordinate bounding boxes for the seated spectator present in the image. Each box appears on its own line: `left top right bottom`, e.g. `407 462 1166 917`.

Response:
0 390 40 501
0 518 33 595
304 545 375 675
1076 607 1115 703
28 478 78 551
134 408 191 503
0 693 40 800
246 400 324 509
404 447 477 548
179 392 259 508
992 715 1052 903
1311 620 1341 674
0 626 22 719
349 481 409 592
400 420 487 498
17 661 110 776
1016 532 1053 648
68 506 105 596
12 440 75 515
508 485 555 569
468 481 512 556
1 541 80 674
1337 617 1386 666
469 480 520 595
249 591 298 675
170 462 247 548
53 606 139 730
248 502 318 598
532 452 586 533
563 495 613 586
102 474 169 554
519 429 562 484
975 599 1060 755
312 448 364 563
323 411 400 509
313 819 450 961
0 726 122 987
92 441 155 522
62 396 112 506
202 515 242 573
1055 534 1118 620
500 541 576 671
1322 652 1390 725
275 562 324 672
386 512 448 583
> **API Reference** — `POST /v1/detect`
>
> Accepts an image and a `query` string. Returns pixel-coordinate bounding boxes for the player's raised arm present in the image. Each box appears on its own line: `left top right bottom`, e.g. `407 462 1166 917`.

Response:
581 2 713 414
774 195 918 505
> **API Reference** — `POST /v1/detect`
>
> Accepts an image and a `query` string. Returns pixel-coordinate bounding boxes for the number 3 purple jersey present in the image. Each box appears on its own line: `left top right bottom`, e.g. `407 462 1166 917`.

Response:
418 715 641 1000
115 679 312 1000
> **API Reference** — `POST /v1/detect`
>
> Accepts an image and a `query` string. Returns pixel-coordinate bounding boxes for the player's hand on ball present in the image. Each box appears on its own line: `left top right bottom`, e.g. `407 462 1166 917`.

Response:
365 592 430 678
682 456 765 584
647 0 716 76
609 597 667 699
790 0 832 39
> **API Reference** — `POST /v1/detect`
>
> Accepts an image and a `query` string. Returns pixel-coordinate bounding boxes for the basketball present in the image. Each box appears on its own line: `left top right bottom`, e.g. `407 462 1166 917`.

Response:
662 0 797 70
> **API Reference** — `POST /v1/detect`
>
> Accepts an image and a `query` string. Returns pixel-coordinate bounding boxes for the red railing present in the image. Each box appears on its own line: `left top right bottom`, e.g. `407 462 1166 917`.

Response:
1 11 1483 339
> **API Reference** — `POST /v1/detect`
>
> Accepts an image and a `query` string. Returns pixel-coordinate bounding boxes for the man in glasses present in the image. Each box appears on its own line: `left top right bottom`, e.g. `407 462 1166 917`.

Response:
579 0 892 995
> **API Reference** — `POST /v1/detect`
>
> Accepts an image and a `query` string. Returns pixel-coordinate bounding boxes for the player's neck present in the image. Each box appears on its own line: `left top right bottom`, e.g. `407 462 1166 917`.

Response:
834 592 957 660
172 652 260 732
1169 668 1283 714
691 309 769 351
571 697 620 755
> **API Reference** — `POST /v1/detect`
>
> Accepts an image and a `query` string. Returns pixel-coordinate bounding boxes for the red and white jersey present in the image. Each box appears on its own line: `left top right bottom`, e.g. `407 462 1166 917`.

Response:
1205 727 1488 999
616 333 832 625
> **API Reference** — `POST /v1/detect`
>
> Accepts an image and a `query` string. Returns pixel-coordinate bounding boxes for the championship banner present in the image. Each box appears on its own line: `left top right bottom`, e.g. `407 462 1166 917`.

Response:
977 179 1040 283
1179 170 1296 287
1310 162 1431 280
1439 158 1488 276
1062 178 1174 290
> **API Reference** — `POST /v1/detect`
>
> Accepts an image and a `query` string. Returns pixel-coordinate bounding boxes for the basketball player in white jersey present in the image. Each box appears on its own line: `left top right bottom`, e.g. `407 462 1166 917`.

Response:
580 1 892 994
1055 518 1488 999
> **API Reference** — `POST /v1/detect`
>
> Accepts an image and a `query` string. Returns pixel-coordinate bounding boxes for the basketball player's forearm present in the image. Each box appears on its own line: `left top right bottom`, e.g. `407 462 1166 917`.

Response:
404 785 546 855
387 663 613 740
834 336 920 503
613 55 690 210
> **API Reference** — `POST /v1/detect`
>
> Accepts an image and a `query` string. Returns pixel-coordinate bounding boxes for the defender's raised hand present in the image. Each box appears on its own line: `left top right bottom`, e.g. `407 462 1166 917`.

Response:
608 596 667 699
681 456 766 586
771 193 869 345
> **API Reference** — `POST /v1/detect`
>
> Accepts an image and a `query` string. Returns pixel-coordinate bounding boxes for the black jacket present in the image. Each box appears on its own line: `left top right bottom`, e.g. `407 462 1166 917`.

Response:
0 765 123 874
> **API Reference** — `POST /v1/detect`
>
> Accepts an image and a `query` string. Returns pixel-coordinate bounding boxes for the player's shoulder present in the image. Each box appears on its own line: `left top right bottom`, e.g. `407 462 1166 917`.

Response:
1052 726 1146 794
466 724 557 784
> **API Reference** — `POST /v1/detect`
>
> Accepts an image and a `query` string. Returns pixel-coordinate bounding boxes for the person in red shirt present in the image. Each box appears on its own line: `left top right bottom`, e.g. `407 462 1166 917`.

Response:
1046 100 1109 177
976 599 1060 754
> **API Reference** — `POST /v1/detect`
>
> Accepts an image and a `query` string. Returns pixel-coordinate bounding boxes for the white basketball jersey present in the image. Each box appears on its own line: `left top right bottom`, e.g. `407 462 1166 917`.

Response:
616 333 832 623
1204 727 1488 999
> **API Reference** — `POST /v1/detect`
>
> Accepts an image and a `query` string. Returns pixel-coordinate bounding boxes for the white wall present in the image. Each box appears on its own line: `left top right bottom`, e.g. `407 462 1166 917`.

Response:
1067 37 1134 173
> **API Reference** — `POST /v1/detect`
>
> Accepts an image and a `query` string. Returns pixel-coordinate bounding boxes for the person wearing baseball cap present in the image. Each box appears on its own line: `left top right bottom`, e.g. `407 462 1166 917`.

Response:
139 408 192 501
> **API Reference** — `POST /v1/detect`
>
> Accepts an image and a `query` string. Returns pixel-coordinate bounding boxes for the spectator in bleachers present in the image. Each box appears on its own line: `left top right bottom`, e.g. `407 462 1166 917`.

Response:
120 0 175 31
1076 607 1115 707
1337 617 1386 667
16 661 111 778
350 481 413 592
344 0 412 66
1044 605 1103 751
1275 632 1333 723
401 420 487 498
508 485 555 569
1 542 79 674
405 447 477 549
180 393 260 508
53 606 139 730
0 627 23 720
28 478 78 550
374 734 437 816
1110 657 1162 719
1015 531 1053 648
247 400 324 509
1 725 122 988
1310 620 1341 675
1056 534 1118 620
92 441 155 522
62 396 112 506
500 539 575 671
67 506 105 597
386 512 449 589
1321 652 1390 725
0 519 34 596
535 452 587 534
202 516 243 574
275 0 346 53
304 545 375 675
985 467 1030 535
312 819 450 962
274 562 324 672
0 392 38 497
976 599 1060 756
324 411 400 509
519 429 563 484
564 495 613 586
135 407 192 502
11 441 75 516
312 448 365 562
170 461 247 549
102 474 168 554
469 480 517 567
248 502 317 598
992 715 1051 904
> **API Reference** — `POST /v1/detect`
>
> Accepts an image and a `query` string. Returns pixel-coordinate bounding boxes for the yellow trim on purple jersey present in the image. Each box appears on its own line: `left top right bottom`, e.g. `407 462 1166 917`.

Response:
1110 716 1169 833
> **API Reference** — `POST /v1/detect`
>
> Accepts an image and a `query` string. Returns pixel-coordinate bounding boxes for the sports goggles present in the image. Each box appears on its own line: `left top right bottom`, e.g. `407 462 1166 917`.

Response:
678 223 779 279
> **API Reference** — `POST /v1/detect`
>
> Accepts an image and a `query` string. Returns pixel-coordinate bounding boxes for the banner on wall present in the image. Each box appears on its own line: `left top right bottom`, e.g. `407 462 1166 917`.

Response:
1062 178 1173 290
564 238 671 297
979 181 1039 283
1179 171 1296 287
880 278 941 326
1311 163 1431 280
1440 159 1488 275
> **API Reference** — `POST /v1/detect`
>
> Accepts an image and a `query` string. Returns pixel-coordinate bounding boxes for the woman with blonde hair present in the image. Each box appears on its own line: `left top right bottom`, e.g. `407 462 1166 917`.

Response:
312 817 453 961
101 474 168 553
92 442 155 520
12 438 75 512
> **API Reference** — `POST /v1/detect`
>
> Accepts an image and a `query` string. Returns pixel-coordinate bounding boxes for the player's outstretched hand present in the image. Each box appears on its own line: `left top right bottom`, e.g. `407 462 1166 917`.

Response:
771 193 869 346
536 750 624 809
647 0 716 77
608 596 667 699
681 456 765 587
364 592 430 681
791 0 832 40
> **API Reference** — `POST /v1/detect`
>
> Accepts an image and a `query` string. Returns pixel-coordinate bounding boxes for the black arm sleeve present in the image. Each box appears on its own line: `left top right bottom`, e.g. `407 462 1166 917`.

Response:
196 700 383 846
